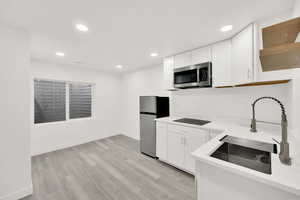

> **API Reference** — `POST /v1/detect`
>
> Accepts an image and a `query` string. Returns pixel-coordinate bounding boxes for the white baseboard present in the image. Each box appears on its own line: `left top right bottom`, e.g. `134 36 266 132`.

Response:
121 133 140 141
31 133 121 156
0 183 33 200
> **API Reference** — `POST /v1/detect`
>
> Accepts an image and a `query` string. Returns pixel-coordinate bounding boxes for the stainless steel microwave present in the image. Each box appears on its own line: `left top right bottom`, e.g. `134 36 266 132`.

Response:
174 62 212 89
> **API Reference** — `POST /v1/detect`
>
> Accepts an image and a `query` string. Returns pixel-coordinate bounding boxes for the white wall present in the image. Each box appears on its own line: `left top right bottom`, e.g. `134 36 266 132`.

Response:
30 61 122 155
171 84 290 125
293 0 300 17
287 0 300 142
0 25 32 200
120 65 170 139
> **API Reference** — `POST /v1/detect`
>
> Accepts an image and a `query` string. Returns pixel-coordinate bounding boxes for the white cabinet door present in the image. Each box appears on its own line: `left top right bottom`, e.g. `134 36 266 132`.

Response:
163 56 175 90
212 40 232 87
191 46 211 65
156 122 168 161
231 24 254 85
174 52 192 69
184 129 209 173
167 131 185 169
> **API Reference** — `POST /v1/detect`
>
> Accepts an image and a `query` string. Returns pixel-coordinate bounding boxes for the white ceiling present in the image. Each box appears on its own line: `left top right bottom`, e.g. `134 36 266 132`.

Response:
0 0 295 72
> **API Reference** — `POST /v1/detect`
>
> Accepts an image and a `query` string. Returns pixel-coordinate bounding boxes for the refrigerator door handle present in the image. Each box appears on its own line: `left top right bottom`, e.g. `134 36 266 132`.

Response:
140 112 157 115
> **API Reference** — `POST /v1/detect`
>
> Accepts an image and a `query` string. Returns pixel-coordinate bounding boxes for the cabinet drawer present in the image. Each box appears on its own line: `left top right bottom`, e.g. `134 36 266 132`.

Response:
168 124 208 135
185 126 208 135
168 124 189 133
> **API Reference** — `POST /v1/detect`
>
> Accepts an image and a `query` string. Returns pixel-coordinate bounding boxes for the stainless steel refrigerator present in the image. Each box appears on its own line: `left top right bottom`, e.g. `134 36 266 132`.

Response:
140 96 169 157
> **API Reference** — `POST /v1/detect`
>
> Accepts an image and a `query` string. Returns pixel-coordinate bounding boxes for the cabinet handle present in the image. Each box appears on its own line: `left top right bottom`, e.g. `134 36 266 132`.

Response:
181 137 185 145
248 69 252 80
195 176 198 196
247 69 249 79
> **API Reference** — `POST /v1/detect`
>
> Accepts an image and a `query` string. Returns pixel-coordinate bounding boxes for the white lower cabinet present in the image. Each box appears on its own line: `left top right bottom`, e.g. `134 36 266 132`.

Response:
184 129 209 173
156 122 168 161
156 122 210 174
167 131 185 168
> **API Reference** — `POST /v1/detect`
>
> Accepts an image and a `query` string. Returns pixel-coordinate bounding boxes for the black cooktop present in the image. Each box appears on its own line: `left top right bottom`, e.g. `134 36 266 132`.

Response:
173 118 211 126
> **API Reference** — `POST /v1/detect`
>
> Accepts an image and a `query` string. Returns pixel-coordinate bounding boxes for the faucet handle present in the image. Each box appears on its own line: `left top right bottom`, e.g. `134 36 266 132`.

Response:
250 118 257 132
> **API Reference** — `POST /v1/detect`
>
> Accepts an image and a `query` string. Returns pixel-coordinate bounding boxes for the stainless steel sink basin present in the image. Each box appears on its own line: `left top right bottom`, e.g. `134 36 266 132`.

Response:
210 136 277 174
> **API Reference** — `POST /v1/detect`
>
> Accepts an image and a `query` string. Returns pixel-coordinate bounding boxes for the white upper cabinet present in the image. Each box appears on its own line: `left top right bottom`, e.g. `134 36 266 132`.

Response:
163 56 176 90
191 46 211 65
231 24 254 85
163 23 259 88
211 40 232 87
174 52 192 69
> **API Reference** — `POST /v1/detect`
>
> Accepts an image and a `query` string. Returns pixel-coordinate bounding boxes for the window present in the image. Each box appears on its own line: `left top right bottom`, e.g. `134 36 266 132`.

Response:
69 83 92 119
34 80 66 123
34 79 93 124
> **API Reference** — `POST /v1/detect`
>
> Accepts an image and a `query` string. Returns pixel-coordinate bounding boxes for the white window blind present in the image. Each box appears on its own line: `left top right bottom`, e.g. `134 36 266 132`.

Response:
69 83 92 119
34 80 66 124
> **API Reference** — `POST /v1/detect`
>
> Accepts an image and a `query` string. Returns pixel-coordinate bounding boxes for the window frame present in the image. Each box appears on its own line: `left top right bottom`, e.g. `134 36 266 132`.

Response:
33 78 95 125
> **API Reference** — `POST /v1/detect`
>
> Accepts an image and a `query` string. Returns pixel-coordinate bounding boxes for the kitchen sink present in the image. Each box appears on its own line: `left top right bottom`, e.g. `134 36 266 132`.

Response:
210 136 277 174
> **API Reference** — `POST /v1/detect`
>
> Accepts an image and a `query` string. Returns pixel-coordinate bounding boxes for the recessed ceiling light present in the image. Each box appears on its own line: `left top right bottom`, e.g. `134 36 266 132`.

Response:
55 52 65 57
221 25 233 32
150 52 159 57
116 65 123 69
76 24 89 32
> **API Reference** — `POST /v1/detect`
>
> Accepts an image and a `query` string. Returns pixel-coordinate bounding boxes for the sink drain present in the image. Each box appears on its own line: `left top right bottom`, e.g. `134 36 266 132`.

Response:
257 155 269 164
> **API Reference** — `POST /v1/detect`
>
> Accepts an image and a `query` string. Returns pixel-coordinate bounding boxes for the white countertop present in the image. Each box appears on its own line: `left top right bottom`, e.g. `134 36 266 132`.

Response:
155 116 300 196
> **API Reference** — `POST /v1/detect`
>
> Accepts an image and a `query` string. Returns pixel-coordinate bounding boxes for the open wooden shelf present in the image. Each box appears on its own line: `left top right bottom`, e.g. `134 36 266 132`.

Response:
260 42 300 71
215 79 290 88
235 79 290 87
262 17 300 48
215 86 233 88
260 17 300 71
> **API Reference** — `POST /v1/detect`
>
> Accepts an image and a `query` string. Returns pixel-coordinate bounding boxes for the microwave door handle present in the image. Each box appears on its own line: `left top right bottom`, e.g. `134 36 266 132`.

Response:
197 68 200 83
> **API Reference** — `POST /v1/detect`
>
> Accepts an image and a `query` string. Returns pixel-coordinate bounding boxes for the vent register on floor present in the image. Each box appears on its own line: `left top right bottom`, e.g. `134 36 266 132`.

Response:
34 79 93 124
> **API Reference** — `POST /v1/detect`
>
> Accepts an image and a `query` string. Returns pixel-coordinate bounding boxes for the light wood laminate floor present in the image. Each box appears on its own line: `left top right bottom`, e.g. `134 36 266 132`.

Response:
21 135 196 200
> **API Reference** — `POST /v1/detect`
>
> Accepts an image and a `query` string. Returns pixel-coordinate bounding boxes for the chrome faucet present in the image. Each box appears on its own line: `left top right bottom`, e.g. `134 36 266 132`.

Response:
250 96 291 165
